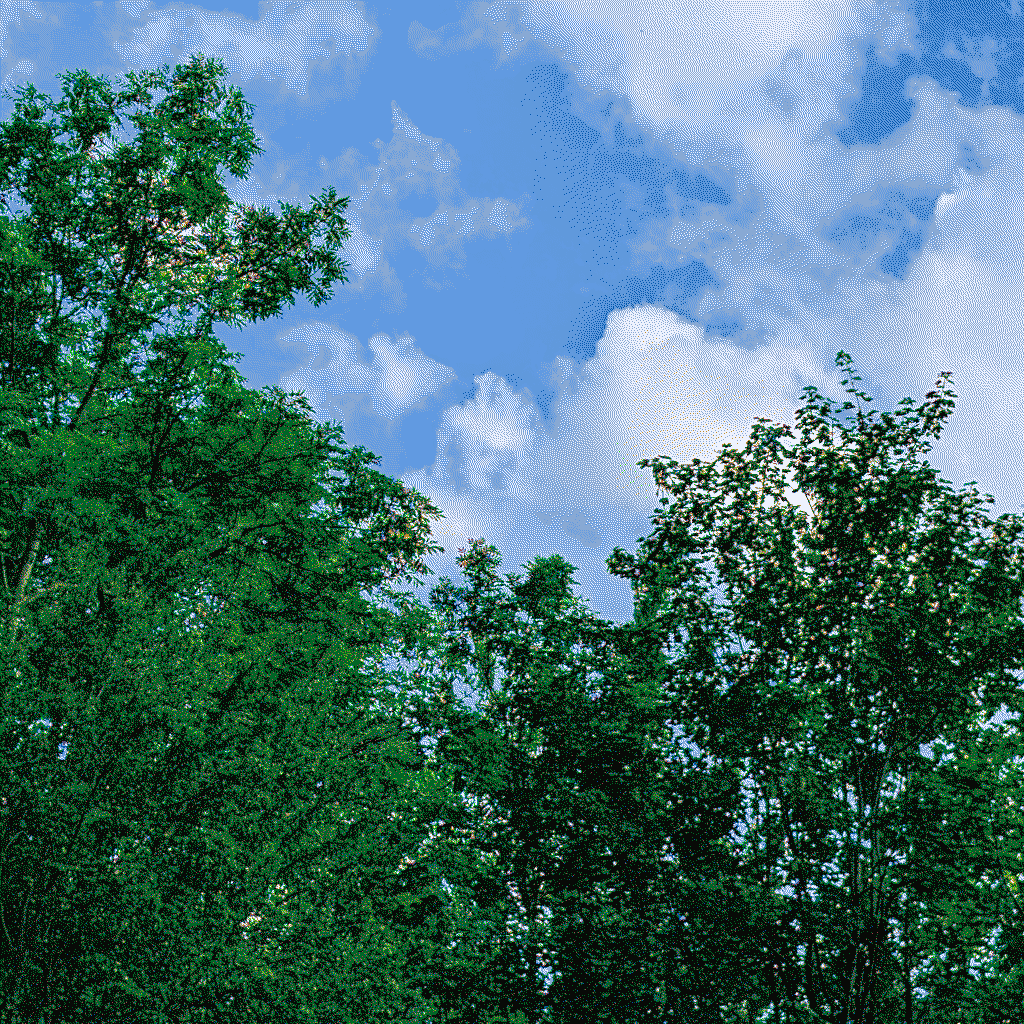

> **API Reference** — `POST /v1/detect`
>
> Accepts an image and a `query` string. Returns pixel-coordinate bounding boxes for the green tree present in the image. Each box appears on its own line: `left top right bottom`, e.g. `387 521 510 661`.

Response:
605 351 1024 1022
0 53 476 1024
393 538 765 1024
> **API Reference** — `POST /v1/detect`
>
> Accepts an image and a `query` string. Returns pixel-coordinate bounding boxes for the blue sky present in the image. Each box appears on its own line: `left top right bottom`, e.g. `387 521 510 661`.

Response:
5 0 1024 628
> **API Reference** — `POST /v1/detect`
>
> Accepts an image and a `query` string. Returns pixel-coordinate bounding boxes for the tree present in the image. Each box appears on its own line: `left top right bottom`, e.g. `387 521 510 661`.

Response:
0 53 477 1024
7 54 1023 1024
392 538 766 1024
605 351 1024 1022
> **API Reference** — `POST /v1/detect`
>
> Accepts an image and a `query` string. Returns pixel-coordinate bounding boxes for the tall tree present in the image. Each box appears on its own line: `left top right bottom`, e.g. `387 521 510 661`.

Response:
0 54 476 1024
393 538 766 1024
605 351 1024 1022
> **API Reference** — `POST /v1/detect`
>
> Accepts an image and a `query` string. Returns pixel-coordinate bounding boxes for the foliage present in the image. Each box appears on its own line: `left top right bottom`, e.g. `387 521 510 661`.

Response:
4 50 1024 1024
387 539 766 1024
605 351 1024 1022
0 53 475 1024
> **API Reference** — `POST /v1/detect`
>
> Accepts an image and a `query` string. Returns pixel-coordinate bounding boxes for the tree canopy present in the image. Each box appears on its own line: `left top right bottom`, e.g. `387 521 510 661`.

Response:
0 53 479 1024
604 353 1024 1021
2 52 1023 1024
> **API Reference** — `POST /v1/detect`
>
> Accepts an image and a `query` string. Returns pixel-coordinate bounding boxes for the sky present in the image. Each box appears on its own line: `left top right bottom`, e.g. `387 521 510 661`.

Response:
7 0 1024 636
6 0 1024 996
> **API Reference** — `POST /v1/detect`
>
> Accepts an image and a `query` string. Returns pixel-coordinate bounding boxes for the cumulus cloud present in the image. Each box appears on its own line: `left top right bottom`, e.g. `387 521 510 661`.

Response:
466 1 1024 530
278 322 456 423
807 119 1024 519
487 0 909 143
431 372 543 493
98 0 1024 626
686 77 1024 525
404 303 847 622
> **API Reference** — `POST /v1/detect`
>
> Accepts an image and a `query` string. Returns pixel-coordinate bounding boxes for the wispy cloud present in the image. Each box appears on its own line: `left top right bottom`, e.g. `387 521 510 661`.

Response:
322 100 531 299
114 0 379 98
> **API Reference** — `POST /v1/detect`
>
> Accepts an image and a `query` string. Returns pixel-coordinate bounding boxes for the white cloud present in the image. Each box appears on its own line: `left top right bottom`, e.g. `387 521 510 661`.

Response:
405 303 846 622
340 101 531 267
490 0 902 146
335 212 383 279
431 372 542 493
466 1 1024 536
114 0 379 97
702 84 1024 526
835 199 1024 519
101 0 1024 623
278 322 456 422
